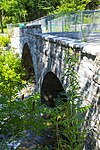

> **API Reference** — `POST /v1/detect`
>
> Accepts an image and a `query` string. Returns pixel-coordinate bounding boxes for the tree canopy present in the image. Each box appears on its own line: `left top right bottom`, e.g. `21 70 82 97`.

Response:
54 0 91 13
0 0 100 32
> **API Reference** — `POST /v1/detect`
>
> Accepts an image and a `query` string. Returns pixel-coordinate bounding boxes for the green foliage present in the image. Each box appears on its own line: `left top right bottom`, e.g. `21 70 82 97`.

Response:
0 48 47 149
52 48 87 149
0 47 91 149
86 0 100 10
0 49 27 148
0 49 26 96
0 0 59 28
54 0 91 14
0 35 10 47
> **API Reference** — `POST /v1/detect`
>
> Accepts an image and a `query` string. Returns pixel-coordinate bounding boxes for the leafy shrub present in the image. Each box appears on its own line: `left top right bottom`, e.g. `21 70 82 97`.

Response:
0 49 26 101
82 16 92 24
0 49 27 149
0 35 10 47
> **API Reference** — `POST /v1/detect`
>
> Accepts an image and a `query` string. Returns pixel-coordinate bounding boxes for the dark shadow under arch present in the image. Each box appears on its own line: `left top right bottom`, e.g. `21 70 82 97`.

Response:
22 43 35 81
41 72 66 107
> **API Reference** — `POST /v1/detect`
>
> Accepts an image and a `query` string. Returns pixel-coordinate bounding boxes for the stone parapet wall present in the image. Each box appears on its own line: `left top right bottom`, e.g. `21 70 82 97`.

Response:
10 27 20 53
78 44 100 150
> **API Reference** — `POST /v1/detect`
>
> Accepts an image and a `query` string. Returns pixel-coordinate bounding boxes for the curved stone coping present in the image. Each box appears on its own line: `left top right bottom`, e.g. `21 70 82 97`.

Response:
26 24 41 29
35 33 100 56
46 31 81 39
35 33 83 48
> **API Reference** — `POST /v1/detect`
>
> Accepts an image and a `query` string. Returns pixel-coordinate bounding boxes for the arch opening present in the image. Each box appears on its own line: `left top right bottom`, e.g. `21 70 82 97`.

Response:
22 43 35 82
41 72 67 107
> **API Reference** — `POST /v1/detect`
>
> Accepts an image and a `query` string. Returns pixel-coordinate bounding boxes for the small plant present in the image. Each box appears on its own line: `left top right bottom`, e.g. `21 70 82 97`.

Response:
0 35 10 47
83 37 88 42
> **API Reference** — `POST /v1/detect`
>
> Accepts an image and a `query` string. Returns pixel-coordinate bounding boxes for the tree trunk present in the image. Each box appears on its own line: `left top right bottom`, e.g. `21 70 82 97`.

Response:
0 10 4 33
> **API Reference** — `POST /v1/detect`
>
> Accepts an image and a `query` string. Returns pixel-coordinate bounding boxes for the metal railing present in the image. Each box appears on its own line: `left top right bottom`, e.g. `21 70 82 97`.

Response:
7 10 100 41
29 10 100 41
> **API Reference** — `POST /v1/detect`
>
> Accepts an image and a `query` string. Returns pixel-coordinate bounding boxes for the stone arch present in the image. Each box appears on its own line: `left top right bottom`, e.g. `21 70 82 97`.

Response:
22 43 35 82
41 71 66 107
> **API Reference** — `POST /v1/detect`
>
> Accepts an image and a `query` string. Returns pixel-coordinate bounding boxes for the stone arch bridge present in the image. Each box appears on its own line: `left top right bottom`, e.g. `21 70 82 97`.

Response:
11 24 100 149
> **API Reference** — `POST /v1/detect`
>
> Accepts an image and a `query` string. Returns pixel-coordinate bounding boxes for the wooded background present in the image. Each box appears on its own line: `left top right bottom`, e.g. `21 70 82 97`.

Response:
0 0 100 32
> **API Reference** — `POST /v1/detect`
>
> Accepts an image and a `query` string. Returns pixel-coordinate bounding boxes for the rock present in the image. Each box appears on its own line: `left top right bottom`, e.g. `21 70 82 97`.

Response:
17 130 56 150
